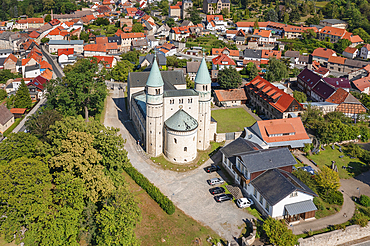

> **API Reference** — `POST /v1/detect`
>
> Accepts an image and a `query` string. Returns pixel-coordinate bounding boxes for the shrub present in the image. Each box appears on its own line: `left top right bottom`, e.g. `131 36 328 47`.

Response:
321 190 343 206
360 195 370 207
352 212 369 227
124 165 175 215
313 197 325 210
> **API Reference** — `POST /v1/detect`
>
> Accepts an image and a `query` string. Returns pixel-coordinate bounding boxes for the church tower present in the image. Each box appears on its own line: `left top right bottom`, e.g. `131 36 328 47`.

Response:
146 55 164 156
194 57 212 151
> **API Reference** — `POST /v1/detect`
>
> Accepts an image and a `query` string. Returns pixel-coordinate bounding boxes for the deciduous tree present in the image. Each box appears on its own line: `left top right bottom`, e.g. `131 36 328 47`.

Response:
262 217 298 246
110 60 135 82
14 79 32 108
293 91 307 103
25 108 62 140
218 67 243 89
316 166 340 193
265 57 288 82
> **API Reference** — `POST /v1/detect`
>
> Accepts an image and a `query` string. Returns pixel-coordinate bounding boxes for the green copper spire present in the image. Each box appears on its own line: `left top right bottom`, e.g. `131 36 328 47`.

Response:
194 57 211 85
146 53 164 87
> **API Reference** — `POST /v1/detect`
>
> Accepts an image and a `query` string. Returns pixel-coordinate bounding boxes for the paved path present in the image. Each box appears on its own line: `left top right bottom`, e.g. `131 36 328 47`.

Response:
41 45 64 78
12 98 47 133
104 88 254 243
293 150 320 172
291 180 356 235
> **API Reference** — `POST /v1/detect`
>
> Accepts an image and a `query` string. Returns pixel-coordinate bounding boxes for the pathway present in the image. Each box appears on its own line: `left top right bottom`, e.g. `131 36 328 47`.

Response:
293 150 320 172
291 179 356 235
104 88 255 243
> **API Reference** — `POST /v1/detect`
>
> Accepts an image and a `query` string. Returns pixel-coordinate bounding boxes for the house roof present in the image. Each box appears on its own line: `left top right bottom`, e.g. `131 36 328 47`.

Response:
139 53 166 67
186 61 201 73
39 60 52 71
297 68 322 89
49 40 84 45
314 67 329 76
239 147 297 174
58 48 74 56
10 108 27 114
220 137 262 158
96 36 108 44
206 15 223 22
129 70 185 88
261 50 281 59
342 32 363 43
352 75 370 92
326 88 362 104
320 26 346 37
212 47 239 57
214 88 248 102
226 30 238 34
284 50 300 58
253 29 271 38
93 56 115 68
328 56 346 65
0 104 13 126
363 44 370 51
27 18 44 24
311 47 336 59
84 43 106 52
212 54 236 66
312 80 336 100
243 49 262 59
4 54 17 63
323 77 351 89
27 75 48 90
251 169 317 206
250 117 310 144
170 5 181 9
344 59 369 68
246 76 303 113
41 69 53 80
119 32 145 39
29 30 40 38
343 47 358 54
235 22 255 27
164 109 198 132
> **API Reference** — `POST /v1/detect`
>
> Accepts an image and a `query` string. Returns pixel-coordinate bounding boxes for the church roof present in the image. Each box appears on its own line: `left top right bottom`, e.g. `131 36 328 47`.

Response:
164 89 198 97
129 70 185 89
146 57 164 87
194 57 211 85
165 109 198 132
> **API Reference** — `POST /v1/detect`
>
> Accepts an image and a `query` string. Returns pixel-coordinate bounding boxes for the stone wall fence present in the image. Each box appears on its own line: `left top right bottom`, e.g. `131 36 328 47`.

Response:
298 222 370 246
214 131 243 143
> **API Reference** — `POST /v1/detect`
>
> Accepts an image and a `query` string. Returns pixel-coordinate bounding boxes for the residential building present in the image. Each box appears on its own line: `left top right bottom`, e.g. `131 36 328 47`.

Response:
352 75 370 95
132 39 148 51
251 29 276 44
322 77 351 91
319 26 363 46
360 44 370 60
319 19 348 29
206 15 227 31
94 56 117 69
0 104 14 134
169 26 192 41
212 47 240 58
185 61 201 81
220 138 317 221
3 54 17 73
58 48 76 68
48 40 84 54
213 88 248 107
10 108 27 118
182 0 193 19
139 53 167 69
27 75 49 101
245 76 305 119
326 88 367 118
84 44 107 57
212 54 236 70
118 32 145 52
311 47 336 65
203 0 230 14
327 56 347 73
234 29 246 45
169 6 181 18
155 43 177 57
342 47 359 59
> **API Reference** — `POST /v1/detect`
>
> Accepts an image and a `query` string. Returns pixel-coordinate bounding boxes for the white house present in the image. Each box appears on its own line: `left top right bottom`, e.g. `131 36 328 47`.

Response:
342 47 359 59
251 29 276 44
48 40 84 54
206 15 227 32
212 54 236 70
360 44 370 60
220 138 318 223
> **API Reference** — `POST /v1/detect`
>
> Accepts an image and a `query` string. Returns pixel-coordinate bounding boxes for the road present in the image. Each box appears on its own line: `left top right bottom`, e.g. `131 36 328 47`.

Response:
12 98 47 134
104 87 255 243
41 45 65 78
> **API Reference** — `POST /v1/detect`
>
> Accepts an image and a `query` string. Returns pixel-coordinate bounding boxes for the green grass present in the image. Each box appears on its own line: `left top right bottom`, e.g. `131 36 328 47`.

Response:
308 147 368 179
3 117 23 137
246 206 262 220
151 141 224 172
211 108 256 133
314 197 341 219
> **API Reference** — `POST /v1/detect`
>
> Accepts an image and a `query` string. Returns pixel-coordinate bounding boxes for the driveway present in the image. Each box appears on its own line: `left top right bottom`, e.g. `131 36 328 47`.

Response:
104 88 254 242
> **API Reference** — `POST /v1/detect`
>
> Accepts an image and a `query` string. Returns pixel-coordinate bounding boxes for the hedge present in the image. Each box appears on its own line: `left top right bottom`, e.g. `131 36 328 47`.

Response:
320 190 344 206
124 165 175 215
360 195 370 207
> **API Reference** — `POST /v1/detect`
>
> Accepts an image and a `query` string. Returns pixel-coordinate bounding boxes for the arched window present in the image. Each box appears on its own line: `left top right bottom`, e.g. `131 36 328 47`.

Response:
174 138 177 144
184 147 187 152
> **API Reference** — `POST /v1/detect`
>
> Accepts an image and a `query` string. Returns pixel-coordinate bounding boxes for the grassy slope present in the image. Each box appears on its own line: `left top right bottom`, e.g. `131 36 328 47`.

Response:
211 108 256 133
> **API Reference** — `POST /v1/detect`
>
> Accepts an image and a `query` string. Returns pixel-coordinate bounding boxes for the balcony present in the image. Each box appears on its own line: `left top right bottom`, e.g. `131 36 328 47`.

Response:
232 165 250 184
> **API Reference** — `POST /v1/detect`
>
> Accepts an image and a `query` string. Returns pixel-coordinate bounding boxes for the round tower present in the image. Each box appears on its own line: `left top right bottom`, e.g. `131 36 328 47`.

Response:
194 57 212 151
146 55 164 157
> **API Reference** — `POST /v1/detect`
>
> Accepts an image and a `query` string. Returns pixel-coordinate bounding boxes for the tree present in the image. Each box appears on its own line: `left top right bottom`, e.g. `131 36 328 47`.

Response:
265 57 288 82
159 0 169 15
353 28 370 43
293 91 307 103
186 75 194 89
26 4 34 17
253 19 259 29
247 62 259 79
14 79 32 108
165 17 175 27
334 38 352 53
110 60 135 82
25 108 62 140
0 89 7 100
41 37 50 43
132 22 144 32
262 217 298 246
93 17 110 26
316 166 340 193
120 50 140 65
289 7 300 22
188 6 202 24
221 8 229 18
0 69 21 84
0 157 53 243
218 67 243 89
44 14 51 23
283 12 289 23
265 8 278 22
46 58 108 120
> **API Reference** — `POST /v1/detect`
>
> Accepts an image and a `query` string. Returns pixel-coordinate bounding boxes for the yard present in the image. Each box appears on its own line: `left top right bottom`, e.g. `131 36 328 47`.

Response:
121 172 223 245
309 146 368 179
211 108 256 133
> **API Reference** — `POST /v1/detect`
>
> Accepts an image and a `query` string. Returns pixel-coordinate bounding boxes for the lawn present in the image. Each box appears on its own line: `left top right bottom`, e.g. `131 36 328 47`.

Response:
211 108 256 133
151 141 224 172
121 171 222 246
308 146 368 179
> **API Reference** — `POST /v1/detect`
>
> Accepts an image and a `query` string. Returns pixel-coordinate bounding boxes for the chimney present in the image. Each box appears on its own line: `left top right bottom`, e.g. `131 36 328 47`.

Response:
51 9 53 21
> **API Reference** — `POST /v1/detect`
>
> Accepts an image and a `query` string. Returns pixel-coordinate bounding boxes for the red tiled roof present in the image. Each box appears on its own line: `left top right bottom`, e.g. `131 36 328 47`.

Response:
96 36 108 44
214 89 248 102
352 74 370 92
320 26 346 37
93 56 115 68
363 44 370 51
253 29 271 38
255 117 310 143
4 54 17 63
328 56 346 65
170 5 180 9
39 60 52 71
84 43 107 52
212 47 239 57
261 50 281 59
58 48 74 56
119 32 145 39
29 30 40 38
27 18 44 24
10 108 27 114
49 19 60 26
212 54 236 66
342 32 363 43
343 47 358 54
41 69 52 80
311 48 336 59
207 15 223 22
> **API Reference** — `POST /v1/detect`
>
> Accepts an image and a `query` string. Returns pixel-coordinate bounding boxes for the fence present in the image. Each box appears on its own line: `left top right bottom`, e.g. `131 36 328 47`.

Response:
214 131 243 142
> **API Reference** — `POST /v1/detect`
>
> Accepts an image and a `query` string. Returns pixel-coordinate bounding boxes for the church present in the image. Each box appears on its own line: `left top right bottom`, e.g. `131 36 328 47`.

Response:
127 56 217 163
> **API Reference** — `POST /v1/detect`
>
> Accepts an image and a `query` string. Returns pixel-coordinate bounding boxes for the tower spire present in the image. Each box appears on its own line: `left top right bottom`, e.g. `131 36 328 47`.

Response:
194 56 211 85
146 51 164 87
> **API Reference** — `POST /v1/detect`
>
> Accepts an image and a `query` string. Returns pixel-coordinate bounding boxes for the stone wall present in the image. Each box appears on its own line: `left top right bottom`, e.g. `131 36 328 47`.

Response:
298 222 370 246
214 131 243 142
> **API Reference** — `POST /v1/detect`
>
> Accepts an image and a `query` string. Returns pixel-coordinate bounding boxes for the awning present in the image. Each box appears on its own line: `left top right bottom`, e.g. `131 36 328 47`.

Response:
285 200 317 215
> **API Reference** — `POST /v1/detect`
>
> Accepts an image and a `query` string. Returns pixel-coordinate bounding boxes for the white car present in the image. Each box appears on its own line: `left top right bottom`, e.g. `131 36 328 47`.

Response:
207 177 224 186
236 198 254 208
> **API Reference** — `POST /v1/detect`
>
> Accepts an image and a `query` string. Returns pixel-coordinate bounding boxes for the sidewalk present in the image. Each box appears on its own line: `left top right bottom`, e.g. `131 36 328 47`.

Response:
291 180 355 235
293 150 320 172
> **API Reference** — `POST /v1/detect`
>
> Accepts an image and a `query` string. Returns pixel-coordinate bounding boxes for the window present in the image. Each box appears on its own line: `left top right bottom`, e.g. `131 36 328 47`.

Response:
188 98 192 103
174 138 177 144
290 191 298 197
253 187 257 198
259 194 263 205
179 99 183 104
184 147 187 152
170 99 174 104
155 89 160 95
265 202 269 212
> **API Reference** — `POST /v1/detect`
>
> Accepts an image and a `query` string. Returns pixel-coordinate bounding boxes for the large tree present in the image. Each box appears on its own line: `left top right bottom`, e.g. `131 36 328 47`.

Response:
25 108 62 140
262 217 298 246
316 166 340 193
14 79 32 108
110 60 135 82
218 67 243 89
46 58 108 121
188 6 202 24
293 91 307 103
265 57 289 82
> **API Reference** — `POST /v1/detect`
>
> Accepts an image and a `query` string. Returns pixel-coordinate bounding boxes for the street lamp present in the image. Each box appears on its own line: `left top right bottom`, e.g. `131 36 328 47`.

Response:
357 187 360 198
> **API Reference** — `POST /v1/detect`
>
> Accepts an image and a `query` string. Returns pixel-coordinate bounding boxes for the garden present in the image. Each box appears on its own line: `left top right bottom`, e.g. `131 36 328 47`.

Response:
211 108 256 133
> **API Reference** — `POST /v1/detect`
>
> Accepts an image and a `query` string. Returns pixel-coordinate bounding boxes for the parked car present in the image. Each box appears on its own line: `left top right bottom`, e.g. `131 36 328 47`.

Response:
215 194 233 202
205 164 221 173
301 166 316 175
236 198 254 208
209 187 225 195
208 177 224 186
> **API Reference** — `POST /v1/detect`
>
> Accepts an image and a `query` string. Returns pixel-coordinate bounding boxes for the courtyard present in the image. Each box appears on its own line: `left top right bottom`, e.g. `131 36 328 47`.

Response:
211 107 257 133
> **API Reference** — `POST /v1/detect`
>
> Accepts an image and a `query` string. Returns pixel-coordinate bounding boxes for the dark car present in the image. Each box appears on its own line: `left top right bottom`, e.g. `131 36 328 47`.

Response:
205 164 220 173
215 194 233 202
209 187 225 195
